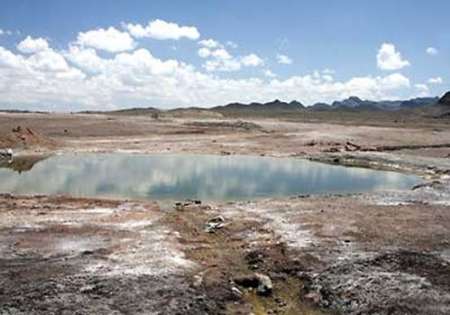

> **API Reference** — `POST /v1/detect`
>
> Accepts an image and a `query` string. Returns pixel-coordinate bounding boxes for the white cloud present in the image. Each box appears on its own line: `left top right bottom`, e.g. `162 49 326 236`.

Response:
28 50 70 72
211 48 232 60
197 47 211 58
198 45 262 72
428 77 443 84
125 19 200 40
414 83 430 97
226 41 238 49
241 54 264 67
204 58 241 72
322 68 335 75
0 29 419 111
17 36 49 54
263 69 277 78
377 43 410 71
76 27 135 53
0 29 13 36
426 47 438 56
276 54 292 65
65 45 108 73
0 46 25 68
198 39 220 49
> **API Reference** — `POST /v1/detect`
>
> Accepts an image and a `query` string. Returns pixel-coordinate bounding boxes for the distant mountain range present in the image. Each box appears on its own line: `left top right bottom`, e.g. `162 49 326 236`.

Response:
59 91 448 116
214 96 440 113
213 99 304 112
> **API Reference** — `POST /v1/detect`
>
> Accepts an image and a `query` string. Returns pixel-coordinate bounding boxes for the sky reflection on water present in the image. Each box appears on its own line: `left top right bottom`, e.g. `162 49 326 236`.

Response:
0 153 420 201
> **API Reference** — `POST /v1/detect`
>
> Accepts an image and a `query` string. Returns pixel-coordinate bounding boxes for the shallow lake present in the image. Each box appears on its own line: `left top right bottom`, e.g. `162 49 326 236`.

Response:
0 153 420 201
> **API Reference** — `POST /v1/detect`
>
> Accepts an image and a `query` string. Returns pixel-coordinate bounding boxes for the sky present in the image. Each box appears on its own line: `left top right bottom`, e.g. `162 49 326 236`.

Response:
0 0 448 111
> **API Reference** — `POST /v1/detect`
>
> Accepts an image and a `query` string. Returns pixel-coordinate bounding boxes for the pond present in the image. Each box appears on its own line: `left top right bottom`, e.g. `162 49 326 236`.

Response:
0 153 420 201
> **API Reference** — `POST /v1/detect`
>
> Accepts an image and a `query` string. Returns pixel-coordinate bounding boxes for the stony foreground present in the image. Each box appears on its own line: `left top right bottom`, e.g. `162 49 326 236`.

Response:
1 177 449 314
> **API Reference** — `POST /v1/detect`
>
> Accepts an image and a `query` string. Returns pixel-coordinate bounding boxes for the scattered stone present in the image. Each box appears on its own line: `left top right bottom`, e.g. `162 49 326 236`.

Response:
323 147 340 153
0 148 13 159
231 286 243 297
204 215 226 233
345 141 361 152
175 199 202 210
304 292 321 304
234 273 273 296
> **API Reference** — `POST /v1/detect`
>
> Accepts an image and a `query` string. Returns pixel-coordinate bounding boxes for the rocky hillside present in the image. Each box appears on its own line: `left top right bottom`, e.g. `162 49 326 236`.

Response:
438 91 450 106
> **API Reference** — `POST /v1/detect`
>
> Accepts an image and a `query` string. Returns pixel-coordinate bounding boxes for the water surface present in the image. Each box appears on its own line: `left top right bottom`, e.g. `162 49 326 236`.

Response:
0 153 420 201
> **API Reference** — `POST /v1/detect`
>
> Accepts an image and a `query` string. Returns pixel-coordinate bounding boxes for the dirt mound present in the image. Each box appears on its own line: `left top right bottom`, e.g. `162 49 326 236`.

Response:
0 126 56 149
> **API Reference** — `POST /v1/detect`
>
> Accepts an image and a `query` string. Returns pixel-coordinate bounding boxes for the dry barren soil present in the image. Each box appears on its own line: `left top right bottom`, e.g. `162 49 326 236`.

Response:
0 111 450 314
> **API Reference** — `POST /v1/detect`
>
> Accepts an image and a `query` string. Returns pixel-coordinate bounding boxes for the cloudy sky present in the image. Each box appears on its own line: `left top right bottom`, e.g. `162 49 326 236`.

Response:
0 0 448 111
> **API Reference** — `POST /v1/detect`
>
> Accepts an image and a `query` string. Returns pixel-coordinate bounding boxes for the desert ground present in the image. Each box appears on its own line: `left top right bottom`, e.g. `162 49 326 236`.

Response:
1 111 450 314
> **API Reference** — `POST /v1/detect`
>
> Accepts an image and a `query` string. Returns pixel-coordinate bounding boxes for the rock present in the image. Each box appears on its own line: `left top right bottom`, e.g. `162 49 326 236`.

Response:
175 199 202 210
174 202 184 211
0 148 13 159
324 147 340 153
304 292 321 304
345 141 361 152
231 286 243 297
234 273 273 296
204 215 225 233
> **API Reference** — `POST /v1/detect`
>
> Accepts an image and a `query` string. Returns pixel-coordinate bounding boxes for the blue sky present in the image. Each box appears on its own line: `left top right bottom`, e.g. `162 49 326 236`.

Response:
0 0 448 110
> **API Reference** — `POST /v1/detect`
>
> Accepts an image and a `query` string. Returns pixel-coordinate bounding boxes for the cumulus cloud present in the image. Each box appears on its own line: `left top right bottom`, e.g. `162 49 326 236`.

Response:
414 83 430 97
263 69 277 78
64 45 108 74
125 19 200 40
428 77 443 84
0 41 414 110
211 48 232 60
17 36 49 54
204 58 241 72
76 27 135 53
241 54 264 67
198 38 220 48
426 47 438 56
377 43 410 70
0 26 421 111
276 54 292 65
198 42 262 72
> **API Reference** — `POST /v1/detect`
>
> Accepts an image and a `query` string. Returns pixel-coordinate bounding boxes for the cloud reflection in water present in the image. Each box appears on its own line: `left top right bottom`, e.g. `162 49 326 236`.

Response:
0 154 420 201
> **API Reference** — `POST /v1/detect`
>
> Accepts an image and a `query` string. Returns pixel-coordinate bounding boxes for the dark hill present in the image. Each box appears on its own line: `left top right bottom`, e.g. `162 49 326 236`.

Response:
438 91 450 106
